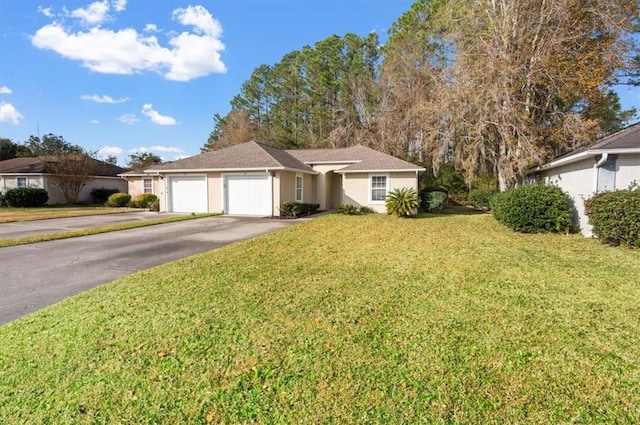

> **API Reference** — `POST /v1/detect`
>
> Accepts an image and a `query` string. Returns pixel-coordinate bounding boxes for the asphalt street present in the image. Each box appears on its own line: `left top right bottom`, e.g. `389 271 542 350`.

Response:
0 215 300 325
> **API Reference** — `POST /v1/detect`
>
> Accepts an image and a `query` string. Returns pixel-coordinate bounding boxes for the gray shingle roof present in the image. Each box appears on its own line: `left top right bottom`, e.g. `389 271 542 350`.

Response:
0 156 126 176
149 141 315 173
287 144 425 172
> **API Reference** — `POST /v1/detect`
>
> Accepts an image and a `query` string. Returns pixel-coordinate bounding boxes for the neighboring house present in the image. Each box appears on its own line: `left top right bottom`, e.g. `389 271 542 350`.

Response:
0 156 127 204
119 141 425 215
529 122 640 236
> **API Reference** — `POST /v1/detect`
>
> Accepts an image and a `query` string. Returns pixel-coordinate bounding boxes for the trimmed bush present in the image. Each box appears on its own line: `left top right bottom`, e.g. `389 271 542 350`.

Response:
90 187 120 204
279 202 319 218
107 192 132 207
584 188 640 248
4 187 49 207
133 193 158 209
420 187 448 213
338 204 358 215
385 187 420 217
490 184 574 233
337 204 375 215
467 188 499 210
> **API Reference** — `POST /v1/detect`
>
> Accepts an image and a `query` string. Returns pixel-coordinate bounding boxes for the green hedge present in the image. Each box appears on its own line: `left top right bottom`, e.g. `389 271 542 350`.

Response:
467 188 499 210
3 188 49 207
420 187 448 213
90 187 120 204
107 192 132 207
584 188 640 248
133 193 158 208
280 202 320 218
490 185 574 233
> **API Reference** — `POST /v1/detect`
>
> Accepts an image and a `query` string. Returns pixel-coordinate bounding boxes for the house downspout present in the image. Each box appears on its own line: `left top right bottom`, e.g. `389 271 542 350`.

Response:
593 153 608 193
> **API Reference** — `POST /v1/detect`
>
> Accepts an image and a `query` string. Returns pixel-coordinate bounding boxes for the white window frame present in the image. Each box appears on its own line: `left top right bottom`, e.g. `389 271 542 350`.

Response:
143 178 153 194
369 174 389 203
17 177 27 188
295 174 303 202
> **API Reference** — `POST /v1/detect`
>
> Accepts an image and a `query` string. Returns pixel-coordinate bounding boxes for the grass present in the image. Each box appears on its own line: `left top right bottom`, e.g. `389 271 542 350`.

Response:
0 206 134 223
0 213 216 248
1 213 639 423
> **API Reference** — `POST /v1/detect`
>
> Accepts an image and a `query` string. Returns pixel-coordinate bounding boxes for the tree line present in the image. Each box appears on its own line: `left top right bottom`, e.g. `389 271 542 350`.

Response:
203 0 638 190
0 135 161 169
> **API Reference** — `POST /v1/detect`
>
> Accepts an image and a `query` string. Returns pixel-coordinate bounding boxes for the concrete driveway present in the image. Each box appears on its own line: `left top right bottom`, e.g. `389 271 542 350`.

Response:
0 215 300 326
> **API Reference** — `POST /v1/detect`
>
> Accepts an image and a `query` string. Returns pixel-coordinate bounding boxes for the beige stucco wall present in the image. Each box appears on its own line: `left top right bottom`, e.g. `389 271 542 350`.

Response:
1 174 126 204
309 163 350 210
342 171 420 213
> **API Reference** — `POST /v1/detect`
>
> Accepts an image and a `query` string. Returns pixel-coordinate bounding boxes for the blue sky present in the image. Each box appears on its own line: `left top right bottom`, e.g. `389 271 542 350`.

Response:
1 0 638 166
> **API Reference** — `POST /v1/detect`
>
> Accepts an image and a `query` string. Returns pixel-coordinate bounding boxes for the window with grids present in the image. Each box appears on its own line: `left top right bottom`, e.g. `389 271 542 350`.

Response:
17 177 27 188
371 175 387 202
143 178 153 194
295 176 303 202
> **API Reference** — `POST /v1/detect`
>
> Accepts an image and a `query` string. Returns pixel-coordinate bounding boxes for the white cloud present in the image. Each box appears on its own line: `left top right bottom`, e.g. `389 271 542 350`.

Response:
111 0 127 12
0 86 12 94
118 113 139 124
150 145 184 153
81 94 128 103
142 104 176 126
143 23 158 33
70 1 110 26
37 6 54 18
0 102 24 124
129 147 149 153
91 119 99 124
98 145 123 156
31 5 226 81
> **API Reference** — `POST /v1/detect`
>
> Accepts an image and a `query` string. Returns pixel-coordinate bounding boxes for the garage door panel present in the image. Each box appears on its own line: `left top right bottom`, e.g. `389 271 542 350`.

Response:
169 177 207 213
226 176 271 216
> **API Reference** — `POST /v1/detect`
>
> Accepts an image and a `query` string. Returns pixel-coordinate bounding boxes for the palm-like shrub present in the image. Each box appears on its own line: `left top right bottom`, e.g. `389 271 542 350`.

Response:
385 187 420 217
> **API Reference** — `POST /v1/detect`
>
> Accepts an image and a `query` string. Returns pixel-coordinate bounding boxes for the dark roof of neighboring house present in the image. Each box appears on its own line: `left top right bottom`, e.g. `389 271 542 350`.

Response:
0 156 126 177
146 141 315 173
535 122 640 172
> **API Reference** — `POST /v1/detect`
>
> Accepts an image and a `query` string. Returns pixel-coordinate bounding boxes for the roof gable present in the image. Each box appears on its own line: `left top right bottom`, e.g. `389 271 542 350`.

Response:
149 141 314 173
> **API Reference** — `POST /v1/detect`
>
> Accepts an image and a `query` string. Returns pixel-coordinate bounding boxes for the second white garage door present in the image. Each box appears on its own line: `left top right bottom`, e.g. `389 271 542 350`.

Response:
169 176 208 213
225 175 271 216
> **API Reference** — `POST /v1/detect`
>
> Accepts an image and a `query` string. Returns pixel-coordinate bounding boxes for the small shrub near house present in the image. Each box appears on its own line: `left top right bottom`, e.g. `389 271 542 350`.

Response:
0 192 7 207
338 204 376 215
132 193 158 209
419 187 448 213
467 188 499 210
90 187 120 205
279 202 319 218
3 188 49 207
107 192 132 207
490 184 574 233
584 186 640 248
386 187 420 217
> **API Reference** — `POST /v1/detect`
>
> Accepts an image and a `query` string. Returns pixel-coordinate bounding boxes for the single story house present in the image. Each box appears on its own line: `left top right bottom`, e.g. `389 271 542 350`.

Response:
529 122 640 236
120 141 425 215
0 156 127 204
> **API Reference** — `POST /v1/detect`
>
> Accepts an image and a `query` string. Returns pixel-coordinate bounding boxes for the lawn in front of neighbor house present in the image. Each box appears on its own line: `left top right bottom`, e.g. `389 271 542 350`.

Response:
1 213 639 423
0 206 134 223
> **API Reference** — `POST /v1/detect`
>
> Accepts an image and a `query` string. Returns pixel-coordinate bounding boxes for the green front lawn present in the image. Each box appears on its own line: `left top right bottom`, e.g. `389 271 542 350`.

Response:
1 214 639 423
0 206 134 223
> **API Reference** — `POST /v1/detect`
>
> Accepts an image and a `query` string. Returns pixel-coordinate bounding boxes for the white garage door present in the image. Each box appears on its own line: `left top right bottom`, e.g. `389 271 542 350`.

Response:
225 175 271 216
169 176 207 213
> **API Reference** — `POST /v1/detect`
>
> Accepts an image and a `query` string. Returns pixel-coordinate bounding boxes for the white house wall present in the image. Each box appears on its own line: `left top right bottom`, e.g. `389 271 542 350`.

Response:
616 154 640 189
